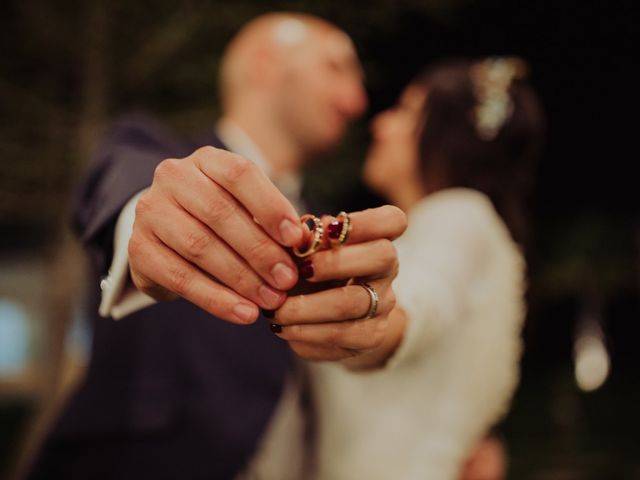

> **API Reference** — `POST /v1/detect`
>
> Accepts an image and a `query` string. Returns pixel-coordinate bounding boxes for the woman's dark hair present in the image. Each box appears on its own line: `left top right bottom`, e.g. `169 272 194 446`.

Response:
416 57 545 247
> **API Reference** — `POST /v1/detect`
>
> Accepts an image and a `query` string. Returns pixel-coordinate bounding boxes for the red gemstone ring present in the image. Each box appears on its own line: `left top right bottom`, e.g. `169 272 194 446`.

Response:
327 211 352 247
293 214 324 258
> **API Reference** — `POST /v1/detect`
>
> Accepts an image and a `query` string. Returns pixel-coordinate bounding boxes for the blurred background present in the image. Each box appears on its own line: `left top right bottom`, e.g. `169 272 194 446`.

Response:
0 0 637 478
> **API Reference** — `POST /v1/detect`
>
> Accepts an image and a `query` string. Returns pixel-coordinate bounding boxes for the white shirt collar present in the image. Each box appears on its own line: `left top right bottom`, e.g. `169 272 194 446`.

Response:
215 119 304 208
216 118 271 176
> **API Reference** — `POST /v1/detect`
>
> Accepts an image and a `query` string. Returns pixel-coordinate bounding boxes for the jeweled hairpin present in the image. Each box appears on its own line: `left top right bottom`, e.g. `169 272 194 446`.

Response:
470 57 527 141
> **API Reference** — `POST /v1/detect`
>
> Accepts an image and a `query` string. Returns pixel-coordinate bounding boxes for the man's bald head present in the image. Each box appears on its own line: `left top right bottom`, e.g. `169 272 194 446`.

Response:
220 13 336 106
219 12 367 159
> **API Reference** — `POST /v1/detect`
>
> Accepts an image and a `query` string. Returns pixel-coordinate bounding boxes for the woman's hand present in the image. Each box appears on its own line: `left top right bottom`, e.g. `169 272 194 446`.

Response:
267 205 408 370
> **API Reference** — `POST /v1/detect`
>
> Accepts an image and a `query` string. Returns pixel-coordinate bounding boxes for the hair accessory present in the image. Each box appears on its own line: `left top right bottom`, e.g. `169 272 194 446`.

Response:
470 57 527 141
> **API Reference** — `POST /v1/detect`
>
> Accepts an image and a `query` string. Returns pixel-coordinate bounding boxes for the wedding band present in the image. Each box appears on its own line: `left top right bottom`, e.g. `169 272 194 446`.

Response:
293 214 324 258
358 283 379 319
327 211 352 247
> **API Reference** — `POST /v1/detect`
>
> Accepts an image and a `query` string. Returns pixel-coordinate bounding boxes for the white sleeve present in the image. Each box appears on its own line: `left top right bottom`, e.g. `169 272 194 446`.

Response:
387 193 493 368
99 190 157 320
305 192 524 479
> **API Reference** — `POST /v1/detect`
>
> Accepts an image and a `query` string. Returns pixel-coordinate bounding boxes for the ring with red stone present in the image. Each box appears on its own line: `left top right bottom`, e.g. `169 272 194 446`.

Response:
327 211 352 247
293 214 324 258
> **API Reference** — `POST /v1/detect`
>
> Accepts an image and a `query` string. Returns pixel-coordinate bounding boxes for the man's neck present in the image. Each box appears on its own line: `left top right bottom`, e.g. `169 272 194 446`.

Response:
216 116 306 213
220 113 304 176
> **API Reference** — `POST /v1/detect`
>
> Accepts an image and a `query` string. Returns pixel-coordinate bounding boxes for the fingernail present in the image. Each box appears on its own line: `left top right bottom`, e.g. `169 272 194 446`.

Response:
232 303 257 324
271 262 297 289
299 259 314 279
262 309 275 319
279 218 302 246
259 285 284 307
270 323 282 334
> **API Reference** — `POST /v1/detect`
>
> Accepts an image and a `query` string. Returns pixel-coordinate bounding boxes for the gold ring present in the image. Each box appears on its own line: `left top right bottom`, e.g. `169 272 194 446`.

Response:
293 214 324 258
327 211 352 247
358 283 379 319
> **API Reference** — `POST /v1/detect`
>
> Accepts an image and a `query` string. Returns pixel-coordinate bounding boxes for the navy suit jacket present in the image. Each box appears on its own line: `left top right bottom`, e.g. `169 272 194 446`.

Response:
29 113 292 480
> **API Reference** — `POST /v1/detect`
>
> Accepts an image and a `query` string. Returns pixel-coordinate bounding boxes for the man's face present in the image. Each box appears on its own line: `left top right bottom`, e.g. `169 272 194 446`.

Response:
276 30 368 154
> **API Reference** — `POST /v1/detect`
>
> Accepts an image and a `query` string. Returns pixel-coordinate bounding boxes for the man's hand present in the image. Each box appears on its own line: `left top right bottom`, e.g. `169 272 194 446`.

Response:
268 205 408 369
128 146 304 324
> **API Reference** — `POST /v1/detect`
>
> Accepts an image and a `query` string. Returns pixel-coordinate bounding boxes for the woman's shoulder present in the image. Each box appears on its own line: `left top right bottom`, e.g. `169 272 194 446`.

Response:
407 188 503 235
401 187 519 262
411 187 494 218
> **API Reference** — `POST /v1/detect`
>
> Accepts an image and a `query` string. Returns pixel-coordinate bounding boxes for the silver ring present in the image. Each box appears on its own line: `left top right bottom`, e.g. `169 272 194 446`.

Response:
358 283 379 319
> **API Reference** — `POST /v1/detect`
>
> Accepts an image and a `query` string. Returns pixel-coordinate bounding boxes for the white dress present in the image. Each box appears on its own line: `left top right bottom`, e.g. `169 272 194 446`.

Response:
306 188 526 480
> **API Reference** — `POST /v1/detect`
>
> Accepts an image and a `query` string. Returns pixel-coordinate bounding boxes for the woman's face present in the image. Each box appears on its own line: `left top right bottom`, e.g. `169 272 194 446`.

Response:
363 82 427 203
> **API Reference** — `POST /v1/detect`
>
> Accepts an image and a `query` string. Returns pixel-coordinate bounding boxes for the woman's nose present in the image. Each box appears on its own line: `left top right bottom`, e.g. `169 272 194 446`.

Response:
371 109 393 137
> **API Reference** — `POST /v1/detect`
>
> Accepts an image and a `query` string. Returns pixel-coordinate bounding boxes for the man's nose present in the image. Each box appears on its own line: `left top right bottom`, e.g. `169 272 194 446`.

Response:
339 81 368 119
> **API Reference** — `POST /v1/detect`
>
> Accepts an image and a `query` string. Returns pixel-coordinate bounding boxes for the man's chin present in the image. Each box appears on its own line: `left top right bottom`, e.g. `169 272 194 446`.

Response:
309 132 343 155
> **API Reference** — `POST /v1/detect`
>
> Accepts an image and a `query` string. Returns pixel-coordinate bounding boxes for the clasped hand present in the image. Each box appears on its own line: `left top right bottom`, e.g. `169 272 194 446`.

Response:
128 146 407 367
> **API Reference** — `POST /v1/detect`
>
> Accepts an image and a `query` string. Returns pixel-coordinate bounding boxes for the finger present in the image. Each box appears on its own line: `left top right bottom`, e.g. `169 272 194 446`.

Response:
297 238 398 283
152 158 299 290
128 232 260 324
147 200 287 310
192 147 304 246
322 205 407 245
272 281 392 326
276 316 388 351
287 341 357 362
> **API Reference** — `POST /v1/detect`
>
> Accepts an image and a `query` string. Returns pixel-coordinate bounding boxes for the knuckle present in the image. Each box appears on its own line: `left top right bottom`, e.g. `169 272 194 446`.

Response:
343 347 361 359
134 193 153 218
222 154 254 183
127 234 143 259
167 265 192 297
202 294 225 317
204 196 236 225
246 236 277 264
153 158 178 181
390 257 400 279
183 228 213 260
319 249 340 274
130 271 149 292
386 289 397 312
194 145 218 158
281 295 303 321
228 264 256 294
288 324 304 340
